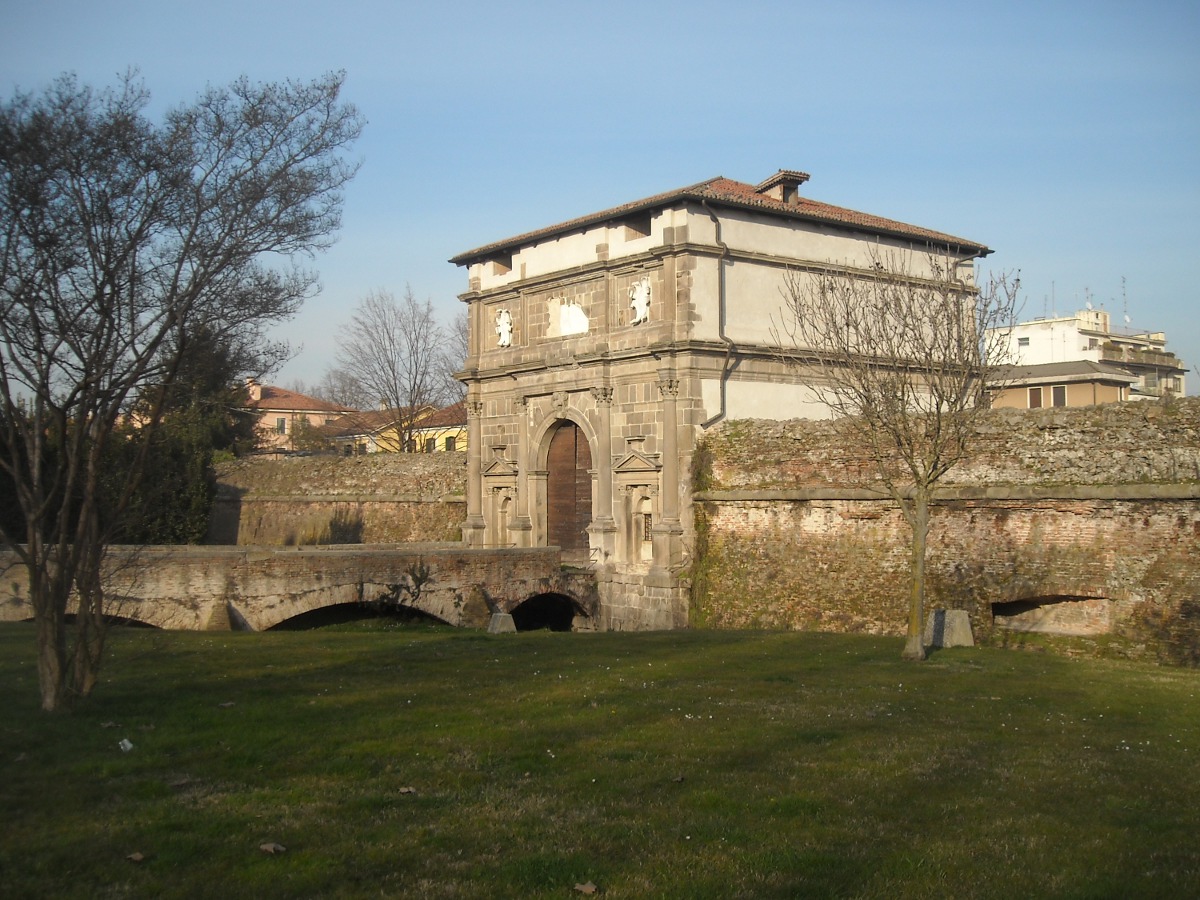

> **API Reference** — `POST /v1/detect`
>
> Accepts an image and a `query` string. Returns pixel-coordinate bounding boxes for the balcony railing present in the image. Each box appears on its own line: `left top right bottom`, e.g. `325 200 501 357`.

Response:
1099 346 1185 370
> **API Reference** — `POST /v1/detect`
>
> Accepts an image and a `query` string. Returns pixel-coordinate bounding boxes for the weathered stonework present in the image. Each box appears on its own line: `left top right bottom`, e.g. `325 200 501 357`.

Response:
0 545 598 632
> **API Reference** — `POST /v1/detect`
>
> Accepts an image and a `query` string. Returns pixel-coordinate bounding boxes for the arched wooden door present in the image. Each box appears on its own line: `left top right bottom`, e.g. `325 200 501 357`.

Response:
546 421 592 556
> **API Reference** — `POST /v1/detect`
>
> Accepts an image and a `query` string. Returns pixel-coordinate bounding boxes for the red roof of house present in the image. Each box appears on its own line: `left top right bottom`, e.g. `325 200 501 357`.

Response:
413 401 466 429
246 386 357 414
322 405 438 438
450 172 989 265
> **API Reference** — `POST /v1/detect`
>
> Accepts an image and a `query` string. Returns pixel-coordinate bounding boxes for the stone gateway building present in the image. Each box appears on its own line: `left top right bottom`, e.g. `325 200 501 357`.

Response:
450 170 989 630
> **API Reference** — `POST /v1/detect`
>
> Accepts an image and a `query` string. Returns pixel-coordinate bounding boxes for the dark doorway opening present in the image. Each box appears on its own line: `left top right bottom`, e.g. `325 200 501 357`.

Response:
546 421 592 560
991 595 1112 636
511 593 578 632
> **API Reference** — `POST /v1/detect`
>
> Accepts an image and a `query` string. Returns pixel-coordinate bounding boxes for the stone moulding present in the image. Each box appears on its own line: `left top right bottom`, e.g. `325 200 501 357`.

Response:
695 483 1200 503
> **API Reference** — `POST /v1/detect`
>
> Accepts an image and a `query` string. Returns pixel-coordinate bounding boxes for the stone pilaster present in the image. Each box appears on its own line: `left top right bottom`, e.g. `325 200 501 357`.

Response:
463 398 486 547
588 385 617 562
653 375 684 569
511 394 533 547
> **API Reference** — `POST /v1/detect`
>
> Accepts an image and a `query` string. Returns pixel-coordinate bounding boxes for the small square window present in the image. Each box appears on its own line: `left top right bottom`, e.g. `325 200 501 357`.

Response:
623 211 652 240
1017 337 1030 348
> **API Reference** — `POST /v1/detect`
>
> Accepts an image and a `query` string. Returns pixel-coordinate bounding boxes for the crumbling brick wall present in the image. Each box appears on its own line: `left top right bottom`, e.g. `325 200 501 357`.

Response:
691 398 1200 663
207 453 467 545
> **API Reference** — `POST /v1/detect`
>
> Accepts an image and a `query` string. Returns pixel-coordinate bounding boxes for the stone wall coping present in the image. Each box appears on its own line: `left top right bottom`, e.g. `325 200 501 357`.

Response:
213 493 465 504
696 483 1200 502
2 543 557 560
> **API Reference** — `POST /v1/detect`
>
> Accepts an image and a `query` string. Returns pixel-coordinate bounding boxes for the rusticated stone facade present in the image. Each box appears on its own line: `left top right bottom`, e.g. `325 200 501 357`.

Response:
692 398 1200 662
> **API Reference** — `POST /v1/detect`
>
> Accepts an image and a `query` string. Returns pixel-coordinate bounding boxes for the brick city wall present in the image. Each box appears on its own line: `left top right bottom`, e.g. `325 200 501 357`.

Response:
691 398 1200 662
208 453 467 545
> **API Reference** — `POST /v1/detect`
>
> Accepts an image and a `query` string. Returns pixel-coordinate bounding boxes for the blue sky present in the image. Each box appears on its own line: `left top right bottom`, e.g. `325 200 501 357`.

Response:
4 0 1197 392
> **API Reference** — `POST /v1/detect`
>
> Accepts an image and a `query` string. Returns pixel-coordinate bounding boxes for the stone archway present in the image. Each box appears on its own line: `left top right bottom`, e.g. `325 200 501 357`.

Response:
546 420 592 560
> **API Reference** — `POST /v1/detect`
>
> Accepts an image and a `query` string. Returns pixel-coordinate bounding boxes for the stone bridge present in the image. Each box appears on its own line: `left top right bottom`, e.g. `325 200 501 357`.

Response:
0 544 599 632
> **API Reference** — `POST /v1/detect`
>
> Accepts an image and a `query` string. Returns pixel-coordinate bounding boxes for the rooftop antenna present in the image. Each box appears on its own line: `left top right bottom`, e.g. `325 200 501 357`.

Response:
1121 276 1129 327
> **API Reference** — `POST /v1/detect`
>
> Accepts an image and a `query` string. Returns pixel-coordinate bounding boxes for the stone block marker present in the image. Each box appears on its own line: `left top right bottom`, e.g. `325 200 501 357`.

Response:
487 612 517 634
924 609 974 649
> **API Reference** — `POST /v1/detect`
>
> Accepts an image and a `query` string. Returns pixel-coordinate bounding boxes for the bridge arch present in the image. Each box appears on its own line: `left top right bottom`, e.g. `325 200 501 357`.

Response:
511 591 588 631
991 593 1117 637
268 601 451 630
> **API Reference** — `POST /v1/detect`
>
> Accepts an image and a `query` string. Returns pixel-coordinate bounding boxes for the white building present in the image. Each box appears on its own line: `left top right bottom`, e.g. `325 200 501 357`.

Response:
992 308 1187 400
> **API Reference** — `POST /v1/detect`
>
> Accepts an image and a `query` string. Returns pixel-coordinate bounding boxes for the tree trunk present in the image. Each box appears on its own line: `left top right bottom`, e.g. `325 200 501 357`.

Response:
69 520 108 701
35 598 68 712
901 490 930 661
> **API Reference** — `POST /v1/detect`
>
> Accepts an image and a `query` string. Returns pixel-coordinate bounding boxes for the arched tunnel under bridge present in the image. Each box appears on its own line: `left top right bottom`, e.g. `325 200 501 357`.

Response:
510 592 585 632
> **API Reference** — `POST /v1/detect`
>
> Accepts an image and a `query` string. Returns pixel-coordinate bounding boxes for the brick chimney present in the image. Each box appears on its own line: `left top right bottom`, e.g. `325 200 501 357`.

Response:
244 377 262 402
755 169 811 206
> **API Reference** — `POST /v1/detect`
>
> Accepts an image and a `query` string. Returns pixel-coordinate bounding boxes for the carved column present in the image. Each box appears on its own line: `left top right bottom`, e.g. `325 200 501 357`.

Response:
511 394 533 547
654 375 684 569
463 397 486 547
588 385 617 562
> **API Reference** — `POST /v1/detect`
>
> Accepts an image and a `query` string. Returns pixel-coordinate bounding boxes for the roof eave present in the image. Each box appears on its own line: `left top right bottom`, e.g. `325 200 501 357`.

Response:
450 184 989 265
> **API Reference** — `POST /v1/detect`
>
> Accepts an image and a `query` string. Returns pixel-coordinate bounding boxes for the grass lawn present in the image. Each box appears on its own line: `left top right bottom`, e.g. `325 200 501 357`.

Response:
1 621 1197 899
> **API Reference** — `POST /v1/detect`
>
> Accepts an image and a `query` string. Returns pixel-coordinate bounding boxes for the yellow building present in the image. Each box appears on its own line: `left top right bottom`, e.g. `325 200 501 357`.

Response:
410 401 467 453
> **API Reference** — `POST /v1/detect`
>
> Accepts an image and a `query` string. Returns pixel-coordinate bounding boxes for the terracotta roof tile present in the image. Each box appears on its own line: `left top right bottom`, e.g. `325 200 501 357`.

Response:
322 405 438 438
414 401 467 429
451 173 989 265
246 386 356 414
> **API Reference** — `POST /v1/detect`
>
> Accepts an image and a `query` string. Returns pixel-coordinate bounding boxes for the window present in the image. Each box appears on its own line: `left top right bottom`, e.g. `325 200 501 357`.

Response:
275 417 287 434
622 211 652 240
424 438 436 453
1028 387 1043 409
638 496 654 562
1017 337 1030 348
1051 385 1067 407
444 436 456 452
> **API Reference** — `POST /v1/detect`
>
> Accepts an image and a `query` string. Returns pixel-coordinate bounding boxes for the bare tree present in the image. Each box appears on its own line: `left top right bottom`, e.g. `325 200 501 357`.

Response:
331 287 449 451
0 71 364 710
773 247 1020 660
313 367 374 411
440 309 469 403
